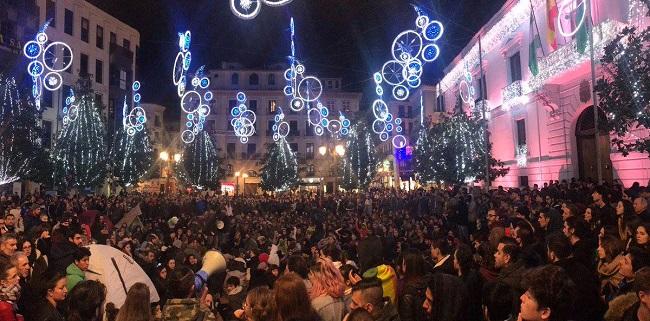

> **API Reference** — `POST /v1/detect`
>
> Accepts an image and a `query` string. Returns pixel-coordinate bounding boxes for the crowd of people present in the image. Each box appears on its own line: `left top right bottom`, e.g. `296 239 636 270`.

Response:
1 178 650 321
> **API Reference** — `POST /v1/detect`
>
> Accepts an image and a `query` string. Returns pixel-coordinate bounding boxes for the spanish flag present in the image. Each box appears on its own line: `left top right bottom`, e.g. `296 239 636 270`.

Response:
547 0 558 51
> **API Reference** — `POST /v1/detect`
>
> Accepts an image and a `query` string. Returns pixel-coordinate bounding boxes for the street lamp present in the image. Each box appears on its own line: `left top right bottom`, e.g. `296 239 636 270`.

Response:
173 153 182 163
159 151 169 161
242 173 249 195
235 171 241 196
318 146 327 156
335 144 345 157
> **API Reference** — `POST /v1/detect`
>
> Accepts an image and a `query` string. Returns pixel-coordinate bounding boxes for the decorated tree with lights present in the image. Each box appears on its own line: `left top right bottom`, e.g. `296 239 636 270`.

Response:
260 138 299 192
595 2 650 156
181 131 221 189
416 98 508 184
0 76 50 185
109 123 154 188
340 123 378 191
51 79 108 189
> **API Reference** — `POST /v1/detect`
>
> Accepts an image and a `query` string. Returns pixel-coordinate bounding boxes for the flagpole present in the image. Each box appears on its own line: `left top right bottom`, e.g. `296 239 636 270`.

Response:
587 0 603 183
479 35 490 191
530 0 546 56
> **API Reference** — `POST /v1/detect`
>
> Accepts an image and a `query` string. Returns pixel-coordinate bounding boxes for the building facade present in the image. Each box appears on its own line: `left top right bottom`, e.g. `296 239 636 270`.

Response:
0 0 39 75
188 62 361 193
435 0 649 187
33 0 139 149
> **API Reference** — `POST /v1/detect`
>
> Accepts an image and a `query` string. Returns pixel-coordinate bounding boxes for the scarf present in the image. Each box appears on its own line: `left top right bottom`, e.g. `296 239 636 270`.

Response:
0 283 21 302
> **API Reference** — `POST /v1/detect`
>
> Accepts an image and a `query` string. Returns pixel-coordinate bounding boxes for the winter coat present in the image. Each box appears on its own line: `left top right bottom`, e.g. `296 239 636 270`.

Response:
599 255 627 302
0 301 22 321
398 277 428 321
311 295 345 321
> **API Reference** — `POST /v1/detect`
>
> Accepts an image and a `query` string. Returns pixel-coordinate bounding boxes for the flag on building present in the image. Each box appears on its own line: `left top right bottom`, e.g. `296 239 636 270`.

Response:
529 10 542 76
546 0 558 51
576 0 589 54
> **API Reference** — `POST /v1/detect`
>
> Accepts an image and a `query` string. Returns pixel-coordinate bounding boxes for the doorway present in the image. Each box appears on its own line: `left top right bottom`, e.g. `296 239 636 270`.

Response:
575 106 613 183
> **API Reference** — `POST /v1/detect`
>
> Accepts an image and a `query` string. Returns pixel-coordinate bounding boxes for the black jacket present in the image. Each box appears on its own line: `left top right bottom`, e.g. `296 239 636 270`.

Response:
49 241 77 274
432 256 455 276
26 300 65 321
398 277 428 321
553 257 606 321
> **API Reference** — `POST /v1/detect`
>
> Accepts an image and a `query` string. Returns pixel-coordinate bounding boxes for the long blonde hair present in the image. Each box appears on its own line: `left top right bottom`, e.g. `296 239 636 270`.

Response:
308 257 345 300
115 282 153 321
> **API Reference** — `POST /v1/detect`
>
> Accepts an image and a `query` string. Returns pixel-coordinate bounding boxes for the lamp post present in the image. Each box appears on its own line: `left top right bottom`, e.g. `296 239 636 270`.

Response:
319 144 346 193
242 173 249 195
159 151 181 194
235 171 241 196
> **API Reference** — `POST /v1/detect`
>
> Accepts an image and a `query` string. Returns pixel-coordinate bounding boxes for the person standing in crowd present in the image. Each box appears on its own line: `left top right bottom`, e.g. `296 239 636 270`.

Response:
49 228 83 274
422 273 467 321
65 247 91 291
453 244 483 321
162 266 219 321
482 282 516 321
115 282 154 321
0 234 18 259
29 271 67 321
593 187 616 227
0 257 22 321
633 198 650 222
518 265 576 321
349 278 398 321
599 235 627 301
621 267 650 321
308 258 346 321
430 239 454 275
64 280 106 321
494 237 526 295
274 272 321 321
563 217 597 270
233 286 276 321
397 251 427 321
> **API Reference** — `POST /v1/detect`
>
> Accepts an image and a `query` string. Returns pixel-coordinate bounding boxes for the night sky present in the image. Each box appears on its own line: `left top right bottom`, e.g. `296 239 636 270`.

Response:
86 0 506 119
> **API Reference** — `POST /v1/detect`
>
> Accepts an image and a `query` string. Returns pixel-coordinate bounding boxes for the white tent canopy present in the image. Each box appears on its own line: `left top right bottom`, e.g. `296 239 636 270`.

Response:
85 244 160 308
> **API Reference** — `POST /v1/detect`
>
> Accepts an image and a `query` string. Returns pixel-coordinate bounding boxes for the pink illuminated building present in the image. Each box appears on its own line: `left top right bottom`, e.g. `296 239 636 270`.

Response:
435 0 649 187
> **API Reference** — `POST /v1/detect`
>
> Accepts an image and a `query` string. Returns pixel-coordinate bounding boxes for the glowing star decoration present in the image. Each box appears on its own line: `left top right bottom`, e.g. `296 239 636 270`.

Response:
61 88 78 126
372 6 443 148
516 144 528 167
272 107 290 142
230 0 293 20
173 30 214 144
123 81 147 136
284 18 323 116
24 21 73 110
231 91 257 144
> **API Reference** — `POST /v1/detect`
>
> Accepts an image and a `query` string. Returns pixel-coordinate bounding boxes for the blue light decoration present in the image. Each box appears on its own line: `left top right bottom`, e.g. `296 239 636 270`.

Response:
272 107 290 142
231 91 257 143
230 0 293 20
173 31 214 144
61 88 78 126
372 6 444 148
23 20 73 111
123 81 147 136
458 61 476 112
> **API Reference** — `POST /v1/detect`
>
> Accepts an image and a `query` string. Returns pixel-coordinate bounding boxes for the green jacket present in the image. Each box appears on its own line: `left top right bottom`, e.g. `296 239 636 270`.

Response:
66 262 85 291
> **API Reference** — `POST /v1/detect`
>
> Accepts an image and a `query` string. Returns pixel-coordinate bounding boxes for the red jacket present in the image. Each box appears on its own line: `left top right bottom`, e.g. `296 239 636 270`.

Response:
0 301 23 321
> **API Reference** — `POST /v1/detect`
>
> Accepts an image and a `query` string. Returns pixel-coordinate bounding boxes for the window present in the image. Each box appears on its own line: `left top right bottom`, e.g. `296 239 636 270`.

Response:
207 119 215 130
509 52 522 83
516 119 526 147
268 74 276 86
110 32 116 44
64 9 73 35
123 39 130 50
42 121 52 148
247 144 256 158
307 165 315 175
155 115 161 127
96 25 104 49
289 143 298 154
436 94 445 112
407 106 413 118
398 106 405 118
0 21 15 39
229 99 237 109
342 100 351 112
289 121 298 136
227 143 236 159
335 80 340 89
268 100 277 114
81 17 89 42
267 120 274 136
46 0 56 28
249 73 259 86
327 80 333 89
43 90 53 108
248 100 257 112
519 176 529 187
95 60 103 84
80 54 88 76
231 73 239 85
306 143 314 160
119 69 127 90
95 93 102 106
305 121 314 136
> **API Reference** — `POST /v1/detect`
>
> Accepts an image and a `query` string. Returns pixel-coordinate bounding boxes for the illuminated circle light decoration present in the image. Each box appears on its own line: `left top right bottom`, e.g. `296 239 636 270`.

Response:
516 144 528 167
123 81 147 136
231 91 257 144
23 22 73 110
61 88 78 126
272 107 290 142
557 0 586 37
373 8 444 148
230 0 293 20
173 31 214 144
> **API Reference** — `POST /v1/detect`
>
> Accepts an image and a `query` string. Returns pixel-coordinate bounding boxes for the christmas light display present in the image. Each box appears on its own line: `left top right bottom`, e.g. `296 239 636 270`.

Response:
516 144 528 167
24 21 73 110
62 88 78 126
231 91 257 143
230 0 293 20
260 136 299 192
172 31 214 144
557 0 586 37
0 76 48 185
123 81 147 136
372 6 444 148
284 18 323 114
272 107 290 142
51 82 108 188
341 123 377 190
181 130 221 189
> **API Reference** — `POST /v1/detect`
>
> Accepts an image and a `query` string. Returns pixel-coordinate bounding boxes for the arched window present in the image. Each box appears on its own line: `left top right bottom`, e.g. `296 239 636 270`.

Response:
249 73 259 86
268 74 276 86
231 73 239 85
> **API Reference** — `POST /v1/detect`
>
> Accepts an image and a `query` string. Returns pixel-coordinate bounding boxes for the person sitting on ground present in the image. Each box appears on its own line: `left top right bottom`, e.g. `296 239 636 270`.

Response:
66 247 91 291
